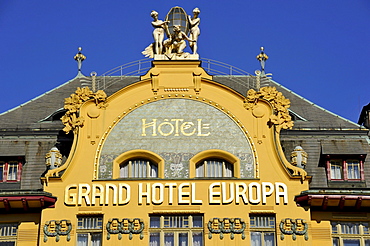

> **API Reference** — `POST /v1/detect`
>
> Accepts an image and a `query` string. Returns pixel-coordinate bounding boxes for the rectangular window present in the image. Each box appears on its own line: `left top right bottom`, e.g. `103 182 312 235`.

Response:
149 214 203 246
347 160 360 180
76 216 103 246
250 215 276 246
331 221 370 246
0 157 24 182
328 158 363 181
330 160 343 180
0 223 18 246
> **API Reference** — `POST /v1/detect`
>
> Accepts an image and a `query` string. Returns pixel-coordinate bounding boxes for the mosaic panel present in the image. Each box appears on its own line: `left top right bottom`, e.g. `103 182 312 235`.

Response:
99 99 254 179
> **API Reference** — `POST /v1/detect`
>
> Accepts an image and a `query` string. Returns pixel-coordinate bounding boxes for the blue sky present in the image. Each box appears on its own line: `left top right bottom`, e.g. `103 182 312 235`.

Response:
0 1 369 123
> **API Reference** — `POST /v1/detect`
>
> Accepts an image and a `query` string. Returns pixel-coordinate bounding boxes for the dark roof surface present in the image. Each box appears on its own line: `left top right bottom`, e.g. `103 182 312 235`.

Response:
0 72 361 130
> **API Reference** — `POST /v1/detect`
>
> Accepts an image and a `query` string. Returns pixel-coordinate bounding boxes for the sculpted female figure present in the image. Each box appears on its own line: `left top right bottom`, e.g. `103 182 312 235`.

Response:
151 10 169 55
188 8 200 54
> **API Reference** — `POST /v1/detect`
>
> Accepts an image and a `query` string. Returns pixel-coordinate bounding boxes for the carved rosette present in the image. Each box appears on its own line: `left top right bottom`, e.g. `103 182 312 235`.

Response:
244 86 293 132
61 87 107 134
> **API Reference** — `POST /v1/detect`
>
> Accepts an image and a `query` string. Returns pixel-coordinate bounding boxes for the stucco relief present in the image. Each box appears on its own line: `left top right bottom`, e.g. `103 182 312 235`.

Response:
98 99 254 179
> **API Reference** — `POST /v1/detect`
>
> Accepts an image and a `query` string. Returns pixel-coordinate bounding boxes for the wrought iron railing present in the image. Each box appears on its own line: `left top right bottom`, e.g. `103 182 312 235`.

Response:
96 58 256 91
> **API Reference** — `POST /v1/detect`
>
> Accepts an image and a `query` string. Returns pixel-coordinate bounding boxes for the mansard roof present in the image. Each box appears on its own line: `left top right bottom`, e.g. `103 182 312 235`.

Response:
0 62 362 132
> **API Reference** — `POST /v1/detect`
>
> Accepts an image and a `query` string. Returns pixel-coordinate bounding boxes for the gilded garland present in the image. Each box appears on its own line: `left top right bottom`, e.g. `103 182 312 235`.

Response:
61 87 107 134
244 86 293 131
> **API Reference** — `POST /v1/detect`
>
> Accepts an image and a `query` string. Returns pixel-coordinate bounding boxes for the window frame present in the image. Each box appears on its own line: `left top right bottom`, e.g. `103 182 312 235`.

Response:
325 155 365 182
249 215 276 246
331 221 370 246
189 149 240 178
196 159 234 178
0 223 18 245
0 157 24 183
149 214 204 246
120 159 158 178
76 215 103 246
112 150 164 179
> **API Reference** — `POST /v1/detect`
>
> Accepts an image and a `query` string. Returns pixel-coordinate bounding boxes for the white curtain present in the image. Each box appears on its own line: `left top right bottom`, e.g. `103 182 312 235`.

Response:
77 234 88 246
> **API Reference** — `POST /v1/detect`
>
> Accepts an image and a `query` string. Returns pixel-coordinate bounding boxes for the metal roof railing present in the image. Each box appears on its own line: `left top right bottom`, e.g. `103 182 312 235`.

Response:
96 58 256 91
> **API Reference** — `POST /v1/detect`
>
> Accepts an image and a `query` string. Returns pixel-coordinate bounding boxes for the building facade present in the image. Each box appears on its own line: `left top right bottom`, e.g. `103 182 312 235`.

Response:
0 7 369 246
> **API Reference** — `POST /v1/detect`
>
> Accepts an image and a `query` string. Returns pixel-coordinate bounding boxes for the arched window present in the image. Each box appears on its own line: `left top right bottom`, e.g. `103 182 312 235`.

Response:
120 159 158 178
196 159 233 178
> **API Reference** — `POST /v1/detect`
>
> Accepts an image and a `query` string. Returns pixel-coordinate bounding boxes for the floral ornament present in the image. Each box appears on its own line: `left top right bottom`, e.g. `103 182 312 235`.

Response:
61 87 107 134
208 218 246 240
244 86 293 131
279 218 308 241
43 220 72 242
106 218 144 240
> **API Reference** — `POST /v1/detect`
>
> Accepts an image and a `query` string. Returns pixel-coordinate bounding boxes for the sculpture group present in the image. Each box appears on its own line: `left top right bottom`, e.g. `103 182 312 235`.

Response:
142 7 200 59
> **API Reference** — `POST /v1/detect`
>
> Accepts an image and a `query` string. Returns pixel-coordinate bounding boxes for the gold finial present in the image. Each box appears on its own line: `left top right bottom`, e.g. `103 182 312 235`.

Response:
74 47 86 62
256 47 268 74
74 47 86 77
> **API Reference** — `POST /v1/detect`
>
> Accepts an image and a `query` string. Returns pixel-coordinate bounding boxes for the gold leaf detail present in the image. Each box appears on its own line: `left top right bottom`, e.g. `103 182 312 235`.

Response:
244 86 293 131
61 87 107 134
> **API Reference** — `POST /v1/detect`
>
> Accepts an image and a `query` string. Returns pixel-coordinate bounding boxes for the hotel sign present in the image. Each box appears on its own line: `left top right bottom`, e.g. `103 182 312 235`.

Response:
64 181 288 206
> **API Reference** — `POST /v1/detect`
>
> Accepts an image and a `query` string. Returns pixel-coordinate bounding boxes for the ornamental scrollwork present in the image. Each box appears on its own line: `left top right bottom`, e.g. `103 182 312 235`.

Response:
43 220 72 242
106 218 144 240
279 218 308 241
208 218 246 240
61 87 107 134
244 86 293 131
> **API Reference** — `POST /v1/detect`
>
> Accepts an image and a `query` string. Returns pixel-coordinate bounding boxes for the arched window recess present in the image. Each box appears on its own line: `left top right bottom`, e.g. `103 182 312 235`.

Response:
112 150 164 179
189 150 240 178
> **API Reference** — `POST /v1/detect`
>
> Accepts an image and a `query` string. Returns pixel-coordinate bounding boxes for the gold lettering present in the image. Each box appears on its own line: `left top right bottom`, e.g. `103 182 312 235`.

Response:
92 184 104 205
78 183 91 206
248 182 261 204
197 119 210 136
178 183 190 204
275 182 288 204
165 183 177 205
152 183 164 204
138 183 151 205
235 182 248 204
171 119 184 136
141 119 157 136
158 119 175 136
65 184 77 205
191 182 203 204
262 182 274 204
209 182 221 204
105 183 118 205
180 122 196 136
118 183 130 205
222 182 234 204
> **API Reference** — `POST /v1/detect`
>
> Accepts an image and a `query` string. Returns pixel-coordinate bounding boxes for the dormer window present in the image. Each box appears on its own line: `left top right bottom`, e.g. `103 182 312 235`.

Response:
328 159 362 181
0 157 24 182
120 159 158 178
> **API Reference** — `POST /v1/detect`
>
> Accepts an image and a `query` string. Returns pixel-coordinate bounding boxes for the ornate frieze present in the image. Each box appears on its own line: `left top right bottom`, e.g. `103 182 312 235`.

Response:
279 218 308 241
106 218 144 240
207 218 246 240
244 86 293 132
43 220 72 242
61 87 107 134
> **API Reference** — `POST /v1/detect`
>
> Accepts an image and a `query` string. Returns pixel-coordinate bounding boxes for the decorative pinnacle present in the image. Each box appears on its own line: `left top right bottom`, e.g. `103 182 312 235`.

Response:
256 47 269 74
74 47 86 77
